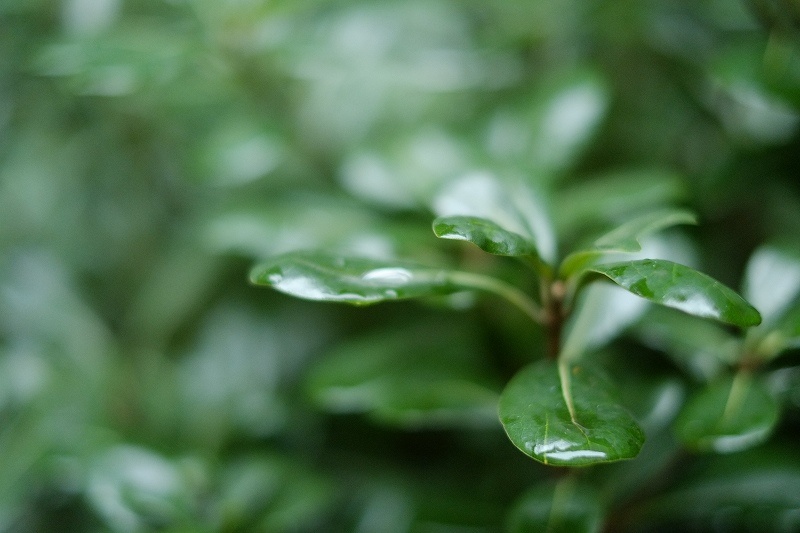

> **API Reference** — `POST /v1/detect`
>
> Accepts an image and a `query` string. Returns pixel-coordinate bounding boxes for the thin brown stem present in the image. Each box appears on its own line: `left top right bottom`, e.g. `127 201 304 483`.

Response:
545 280 566 359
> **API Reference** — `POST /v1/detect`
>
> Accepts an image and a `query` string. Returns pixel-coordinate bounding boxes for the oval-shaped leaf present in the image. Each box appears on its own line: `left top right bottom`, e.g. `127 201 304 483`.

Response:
506 479 603 533
529 71 609 174
560 209 697 277
675 372 779 453
432 215 538 257
588 259 762 328
249 252 463 305
499 360 645 466
433 172 556 265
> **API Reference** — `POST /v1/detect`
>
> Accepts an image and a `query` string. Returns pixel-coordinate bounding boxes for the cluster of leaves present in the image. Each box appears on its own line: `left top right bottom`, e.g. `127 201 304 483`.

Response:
2 0 800 532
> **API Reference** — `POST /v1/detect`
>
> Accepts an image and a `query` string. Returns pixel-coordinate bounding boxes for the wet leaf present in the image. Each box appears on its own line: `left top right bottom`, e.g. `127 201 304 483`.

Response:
432 215 538 257
588 259 762 328
675 373 779 453
560 209 697 277
506 479 603 533
433 173 556 265
499 360 645 466
249 251 458 305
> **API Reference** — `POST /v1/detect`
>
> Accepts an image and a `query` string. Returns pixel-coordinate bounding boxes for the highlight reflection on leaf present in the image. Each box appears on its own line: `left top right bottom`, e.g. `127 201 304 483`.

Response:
499 360 644 466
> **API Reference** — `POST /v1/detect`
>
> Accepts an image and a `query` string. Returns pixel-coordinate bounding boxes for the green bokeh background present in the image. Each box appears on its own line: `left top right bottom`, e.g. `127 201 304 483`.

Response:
2 0 800 531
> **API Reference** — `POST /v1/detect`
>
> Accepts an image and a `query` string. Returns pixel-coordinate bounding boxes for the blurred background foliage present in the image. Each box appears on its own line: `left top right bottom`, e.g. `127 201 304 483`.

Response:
1 0 800 531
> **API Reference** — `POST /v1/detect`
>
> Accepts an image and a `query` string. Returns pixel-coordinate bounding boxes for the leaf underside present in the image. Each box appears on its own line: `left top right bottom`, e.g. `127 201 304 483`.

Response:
499 360 645 467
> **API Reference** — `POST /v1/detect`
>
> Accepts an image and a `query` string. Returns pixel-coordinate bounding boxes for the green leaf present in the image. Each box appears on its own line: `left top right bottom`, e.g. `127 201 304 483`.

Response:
553 168 687 238
432 215 538 257
636 448 800 531
339 129 471 209
560 209 697 277
778 302 800 348
506 479 603 533
743 244 800 325
250 251 544 321
249 251 458 305
528 70 609 174
499 360 645 466
675 372 779 453
588 259 762 328
560 283 648 362
634 307 739 381
306 324 500 429
433 173 556 265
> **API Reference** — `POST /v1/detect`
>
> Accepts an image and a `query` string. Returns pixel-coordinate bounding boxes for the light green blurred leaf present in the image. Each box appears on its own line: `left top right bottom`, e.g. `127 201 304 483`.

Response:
635 307 739 381
560 282 649 362
553 169 687 238
530 71 609 174
34 26 189 96
675 372 779 453
87 445 195 532
560 209 697 277
339 129 472 209
179 304 288 444
743 244 800 325
636 449 800 531
506 479 603 533
710 40 800 143
588 259 762 327
488 69 609 175
499 360 644 466
306 324 499 428
218 454 334 532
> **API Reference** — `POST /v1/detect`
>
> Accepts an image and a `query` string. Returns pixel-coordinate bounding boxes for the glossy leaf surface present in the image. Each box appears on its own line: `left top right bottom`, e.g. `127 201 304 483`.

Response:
432 215 538 257
560 209 697 276
506 479 603 533
675 373 779 453
433 172 556 264
589 259 762 327
499 360 644 466
250 252 458 305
